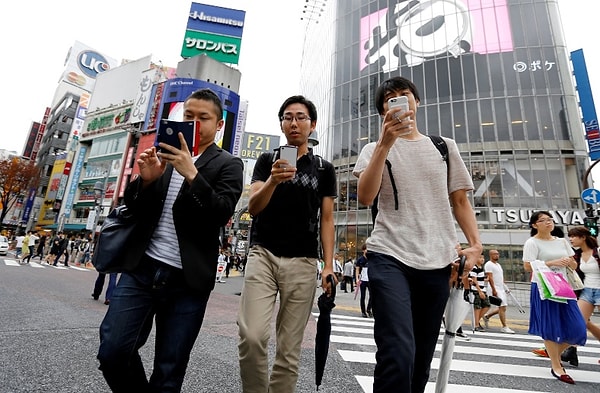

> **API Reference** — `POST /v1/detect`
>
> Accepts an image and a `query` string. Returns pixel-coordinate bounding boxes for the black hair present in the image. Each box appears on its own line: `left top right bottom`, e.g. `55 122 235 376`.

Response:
277 95 317 122
374 76 421 115
185 89 223 121
528 210 553 236
568 226 599 249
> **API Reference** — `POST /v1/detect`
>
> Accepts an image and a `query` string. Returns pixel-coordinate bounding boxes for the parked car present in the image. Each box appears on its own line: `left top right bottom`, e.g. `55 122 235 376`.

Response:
0 235 9 256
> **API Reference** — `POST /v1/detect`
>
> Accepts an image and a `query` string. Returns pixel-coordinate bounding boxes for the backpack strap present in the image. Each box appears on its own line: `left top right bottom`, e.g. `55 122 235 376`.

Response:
371 136 448 225
427 134 448 164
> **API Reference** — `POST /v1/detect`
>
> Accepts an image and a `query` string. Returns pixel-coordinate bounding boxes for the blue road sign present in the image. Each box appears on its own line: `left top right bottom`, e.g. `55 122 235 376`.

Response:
581 188 600 204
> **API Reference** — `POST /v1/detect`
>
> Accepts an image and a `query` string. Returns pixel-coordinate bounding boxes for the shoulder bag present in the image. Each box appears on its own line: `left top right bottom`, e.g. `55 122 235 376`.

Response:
91 205 137 273
566 266 584 291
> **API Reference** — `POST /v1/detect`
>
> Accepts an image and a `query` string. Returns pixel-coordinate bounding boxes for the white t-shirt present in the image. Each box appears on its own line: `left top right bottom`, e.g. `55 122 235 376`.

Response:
522 237 574 283
353 136 473 270
579 253 600 289
484 261 505 293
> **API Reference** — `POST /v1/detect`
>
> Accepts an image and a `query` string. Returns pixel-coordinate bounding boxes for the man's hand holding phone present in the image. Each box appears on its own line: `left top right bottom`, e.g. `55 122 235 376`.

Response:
271 145 297 185
156 132 199 183
384 96 414 141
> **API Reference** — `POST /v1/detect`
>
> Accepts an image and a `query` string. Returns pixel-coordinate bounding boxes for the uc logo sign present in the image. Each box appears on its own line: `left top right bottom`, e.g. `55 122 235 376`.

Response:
77 51 110 78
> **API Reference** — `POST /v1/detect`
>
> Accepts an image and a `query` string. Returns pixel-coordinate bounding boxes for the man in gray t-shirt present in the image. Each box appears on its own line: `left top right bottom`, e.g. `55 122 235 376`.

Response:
353 76 482 393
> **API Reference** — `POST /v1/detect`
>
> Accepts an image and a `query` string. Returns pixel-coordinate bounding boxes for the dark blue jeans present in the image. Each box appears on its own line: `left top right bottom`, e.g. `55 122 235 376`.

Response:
97 255 210 393
367 251 451 393
93 273 118 301
360 280 371 314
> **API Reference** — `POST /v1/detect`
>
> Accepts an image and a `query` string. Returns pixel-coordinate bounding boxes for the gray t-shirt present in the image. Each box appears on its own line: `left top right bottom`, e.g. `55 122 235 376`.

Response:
353 136 473 270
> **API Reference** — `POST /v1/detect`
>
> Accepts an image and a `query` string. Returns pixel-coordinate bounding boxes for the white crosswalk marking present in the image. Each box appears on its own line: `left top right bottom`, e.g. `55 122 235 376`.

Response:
2 259 92 272
315 312 600 393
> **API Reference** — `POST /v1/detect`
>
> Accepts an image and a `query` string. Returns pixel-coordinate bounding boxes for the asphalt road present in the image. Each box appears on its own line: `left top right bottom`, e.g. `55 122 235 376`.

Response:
2 259 599 393
0 261 358 393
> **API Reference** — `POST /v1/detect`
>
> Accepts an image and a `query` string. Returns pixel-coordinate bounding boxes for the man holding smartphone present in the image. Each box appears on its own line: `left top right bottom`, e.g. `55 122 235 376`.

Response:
238 95 337 393
353 77 482 393
96 89 244 392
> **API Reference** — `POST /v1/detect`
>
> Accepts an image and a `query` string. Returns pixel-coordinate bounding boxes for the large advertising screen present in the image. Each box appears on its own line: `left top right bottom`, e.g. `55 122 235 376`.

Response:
360 0 513 72
159 78 240 153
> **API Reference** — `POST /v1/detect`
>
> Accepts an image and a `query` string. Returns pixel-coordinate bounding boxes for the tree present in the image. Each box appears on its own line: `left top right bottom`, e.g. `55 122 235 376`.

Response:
0 157 39 230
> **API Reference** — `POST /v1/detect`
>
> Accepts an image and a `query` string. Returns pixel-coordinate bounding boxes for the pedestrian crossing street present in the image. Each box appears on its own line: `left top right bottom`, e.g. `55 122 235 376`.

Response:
2 258 91 271
317 313 600 393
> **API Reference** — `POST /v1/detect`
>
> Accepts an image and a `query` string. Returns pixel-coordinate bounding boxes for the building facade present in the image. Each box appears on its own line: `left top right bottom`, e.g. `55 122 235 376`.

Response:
301 0 594 282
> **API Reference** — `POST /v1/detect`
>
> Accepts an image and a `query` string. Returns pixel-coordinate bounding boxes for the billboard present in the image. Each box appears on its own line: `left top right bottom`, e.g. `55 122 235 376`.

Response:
360 0 513 71
159 78 240 153
240 132 280 160
571 49 600 161
181 3 246 64
60 41 119 93
22 122 41 159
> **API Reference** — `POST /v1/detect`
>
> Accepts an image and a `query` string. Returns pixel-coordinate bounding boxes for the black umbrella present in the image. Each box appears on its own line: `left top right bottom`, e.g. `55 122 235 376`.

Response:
315 274 336 391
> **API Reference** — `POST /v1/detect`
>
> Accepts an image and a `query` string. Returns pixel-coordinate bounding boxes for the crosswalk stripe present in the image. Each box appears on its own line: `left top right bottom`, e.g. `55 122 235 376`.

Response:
330 332 600 354
2 259 92 272
325 311 600 392
356 375 551 393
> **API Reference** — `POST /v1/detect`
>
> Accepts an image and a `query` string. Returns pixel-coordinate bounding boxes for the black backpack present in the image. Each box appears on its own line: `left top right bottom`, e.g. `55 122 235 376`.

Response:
371 135 448 225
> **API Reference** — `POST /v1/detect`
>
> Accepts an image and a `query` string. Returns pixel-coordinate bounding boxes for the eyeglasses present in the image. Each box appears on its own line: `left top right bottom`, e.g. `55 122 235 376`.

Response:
536 218 554 224
280 113 311 123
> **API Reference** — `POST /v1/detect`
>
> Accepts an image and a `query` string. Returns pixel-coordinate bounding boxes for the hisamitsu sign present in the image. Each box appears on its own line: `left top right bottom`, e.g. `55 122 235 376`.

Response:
182 3 246 64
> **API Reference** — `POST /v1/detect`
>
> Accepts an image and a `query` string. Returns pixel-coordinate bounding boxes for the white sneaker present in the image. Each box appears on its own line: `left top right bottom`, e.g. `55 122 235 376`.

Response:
501 326 515 334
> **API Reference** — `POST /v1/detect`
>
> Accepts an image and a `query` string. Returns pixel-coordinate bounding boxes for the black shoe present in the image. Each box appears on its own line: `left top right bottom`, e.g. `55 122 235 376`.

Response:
561 346 579 367
367 311 373 318
362 312 368 318
92 294 99 301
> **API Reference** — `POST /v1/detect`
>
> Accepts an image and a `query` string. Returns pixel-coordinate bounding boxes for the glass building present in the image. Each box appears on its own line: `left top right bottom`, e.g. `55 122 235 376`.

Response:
300 0 593 282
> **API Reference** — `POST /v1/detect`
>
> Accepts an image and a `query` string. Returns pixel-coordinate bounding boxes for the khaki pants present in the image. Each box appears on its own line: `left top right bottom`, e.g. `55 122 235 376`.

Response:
238 245 318 393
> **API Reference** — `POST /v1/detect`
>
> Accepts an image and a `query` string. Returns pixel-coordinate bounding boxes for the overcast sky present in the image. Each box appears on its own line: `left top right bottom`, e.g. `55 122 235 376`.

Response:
1 0 597 177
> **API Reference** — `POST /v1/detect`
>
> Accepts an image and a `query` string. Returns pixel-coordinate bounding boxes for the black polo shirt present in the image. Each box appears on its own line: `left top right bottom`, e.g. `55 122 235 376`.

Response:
249 149 337 258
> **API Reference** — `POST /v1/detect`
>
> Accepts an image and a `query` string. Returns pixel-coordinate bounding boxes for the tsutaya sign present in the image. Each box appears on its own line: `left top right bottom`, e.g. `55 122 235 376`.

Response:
490 209 587 225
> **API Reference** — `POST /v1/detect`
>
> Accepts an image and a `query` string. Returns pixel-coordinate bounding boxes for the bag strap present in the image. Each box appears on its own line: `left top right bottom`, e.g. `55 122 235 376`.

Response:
371 136 448 225
594 247 600 270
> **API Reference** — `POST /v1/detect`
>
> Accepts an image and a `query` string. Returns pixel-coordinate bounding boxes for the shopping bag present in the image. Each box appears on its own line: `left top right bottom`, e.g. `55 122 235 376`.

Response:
541 270 577 299
531 260 575 303
536 272 568 303
565 266 584 291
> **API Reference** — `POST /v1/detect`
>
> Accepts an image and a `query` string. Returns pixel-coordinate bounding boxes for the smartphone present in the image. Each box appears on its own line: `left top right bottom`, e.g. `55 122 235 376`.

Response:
279 145 298 168
388 96 409 113
155 119 200 155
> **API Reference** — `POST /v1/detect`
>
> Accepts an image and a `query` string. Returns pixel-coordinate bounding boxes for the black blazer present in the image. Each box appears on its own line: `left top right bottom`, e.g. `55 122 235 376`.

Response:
122 143 243 294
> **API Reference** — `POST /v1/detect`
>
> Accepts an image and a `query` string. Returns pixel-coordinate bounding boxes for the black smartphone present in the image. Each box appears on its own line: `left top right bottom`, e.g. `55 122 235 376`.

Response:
155 120 200 155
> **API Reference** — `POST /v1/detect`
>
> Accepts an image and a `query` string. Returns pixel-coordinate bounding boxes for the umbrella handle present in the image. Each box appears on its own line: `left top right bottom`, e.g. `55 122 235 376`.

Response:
456 255 466 277
327 274 336 299
452 255 467 289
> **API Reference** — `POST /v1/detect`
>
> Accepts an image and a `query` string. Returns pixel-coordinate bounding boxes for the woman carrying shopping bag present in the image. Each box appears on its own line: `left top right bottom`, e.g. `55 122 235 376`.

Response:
522 211 587 385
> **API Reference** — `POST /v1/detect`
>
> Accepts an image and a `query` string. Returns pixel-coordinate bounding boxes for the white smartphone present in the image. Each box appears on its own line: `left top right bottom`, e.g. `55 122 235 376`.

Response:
279 145 298 168
388 96 409 112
